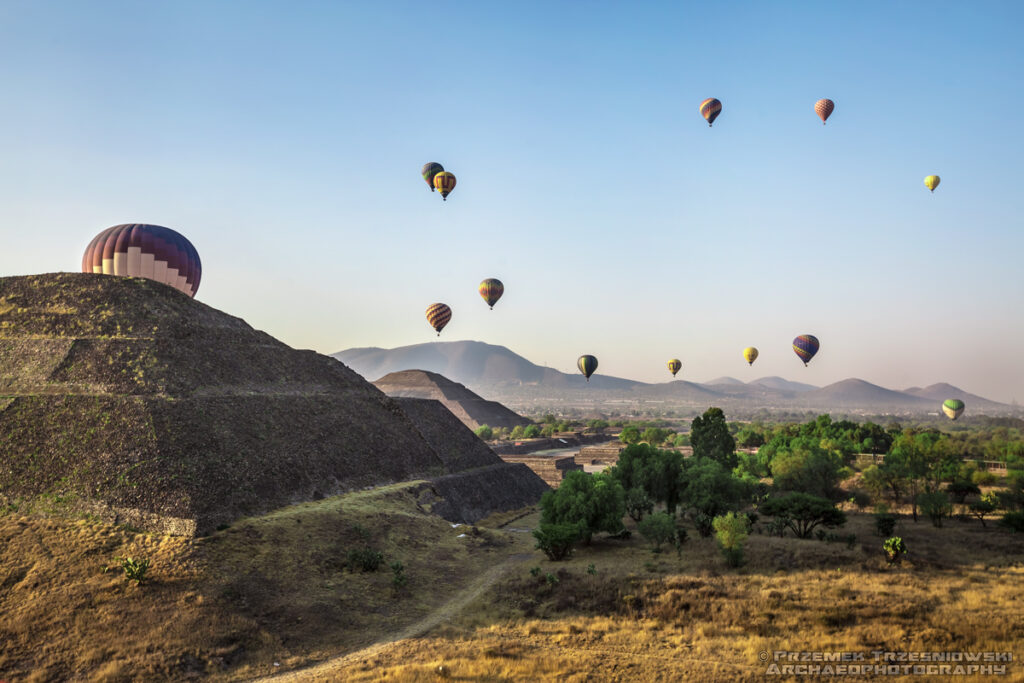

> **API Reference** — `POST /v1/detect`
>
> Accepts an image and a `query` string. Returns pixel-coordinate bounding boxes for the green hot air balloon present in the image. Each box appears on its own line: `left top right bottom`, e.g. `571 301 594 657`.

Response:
577 355 598 382
422 162 444 191
942 399 965 420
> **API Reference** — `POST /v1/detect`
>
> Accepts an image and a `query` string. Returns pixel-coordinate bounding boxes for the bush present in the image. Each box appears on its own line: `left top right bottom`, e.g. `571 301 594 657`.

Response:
970 492 998 527
347 548 384 572
884 537 907 565
115 556 150 583
712 512 748 567
638 512 676 551
474 424 494 440
540 471 626 543
765 517 788 537
972 470 998 487
946 480 981 504
533 522 580 561
999 511 1024 533
692 511 714 538
761 493 846 539
874 512 897 537
625 487 654 522
523 424 541 438
390 561 407 589
917 491 952 528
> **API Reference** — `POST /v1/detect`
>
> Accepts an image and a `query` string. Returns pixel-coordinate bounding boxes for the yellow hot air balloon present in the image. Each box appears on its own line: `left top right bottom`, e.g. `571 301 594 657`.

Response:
743 347 758 366
924 175 940 192
667 359 682 378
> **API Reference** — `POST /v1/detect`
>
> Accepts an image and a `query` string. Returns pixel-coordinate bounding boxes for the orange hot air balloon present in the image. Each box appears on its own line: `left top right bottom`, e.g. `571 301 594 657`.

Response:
82 223 202 297
433 172 456 200
814 98 834 124
425 303 452 336
700 98 722 127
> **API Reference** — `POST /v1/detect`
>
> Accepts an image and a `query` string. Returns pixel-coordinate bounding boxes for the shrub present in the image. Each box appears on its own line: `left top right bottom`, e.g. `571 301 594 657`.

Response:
946 480 981 504
713 512 748 567
692 511 714 538
347 548 384 572
638 512 676 551
523 424 541 438
533 522 580 561
884 537 907 565
972 470 998 487
874 512 897 537
674 526 688 557
115 556 150 583
917 491 952 528
999 511 1024 533
586 563 597 575
529 566 541 577
474 424 494 440
970 492 998 527
765 517 788 538
539 471 626 543
625 487 654 522
544 572 559 586
390 561 407 589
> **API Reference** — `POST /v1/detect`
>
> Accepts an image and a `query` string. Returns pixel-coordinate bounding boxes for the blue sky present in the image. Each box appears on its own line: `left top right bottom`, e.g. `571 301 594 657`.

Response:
1 2 1022 402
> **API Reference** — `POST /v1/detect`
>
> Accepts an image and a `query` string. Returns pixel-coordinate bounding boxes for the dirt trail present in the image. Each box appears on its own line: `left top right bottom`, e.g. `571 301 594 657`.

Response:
257 552 533 682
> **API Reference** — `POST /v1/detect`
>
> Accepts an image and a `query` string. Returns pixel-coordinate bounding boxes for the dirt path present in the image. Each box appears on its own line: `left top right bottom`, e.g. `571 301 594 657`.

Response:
257 552 533 682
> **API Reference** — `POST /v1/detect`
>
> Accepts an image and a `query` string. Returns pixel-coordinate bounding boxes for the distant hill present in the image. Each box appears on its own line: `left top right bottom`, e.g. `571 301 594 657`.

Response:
373 370 531 430
802 378 935 408
334 340 642 391
704 376 746 386
750 376 819 393
903 383 1006 409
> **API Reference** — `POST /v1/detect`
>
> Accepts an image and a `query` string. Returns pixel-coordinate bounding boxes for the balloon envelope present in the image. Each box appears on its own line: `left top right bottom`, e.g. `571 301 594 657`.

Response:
426 303 452 335
578 355 598 381
667 359 682 377
434 172 456 199
421 162 444 191
792 335 820 366
82 223 202 298
743 347 759 365
924 175 940 192
700 98 722 127
479 278 504 309
815 98 835 124
942 399 965 420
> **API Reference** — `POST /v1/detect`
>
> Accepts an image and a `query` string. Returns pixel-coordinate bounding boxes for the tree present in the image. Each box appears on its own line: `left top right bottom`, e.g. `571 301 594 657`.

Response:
533 522 580 561
474 424 493 440
510 425 526 440
619 425 641 445
969 492 998 527
761 493 846 539
638 512 676 551
769 437 843 499
690 408 737 469
539 471 625 543
625 487 654 522
678 457 750 520
916 491 951 527
640 427 672 446
946 480 981 505
713 512 749 567
523 424 541 438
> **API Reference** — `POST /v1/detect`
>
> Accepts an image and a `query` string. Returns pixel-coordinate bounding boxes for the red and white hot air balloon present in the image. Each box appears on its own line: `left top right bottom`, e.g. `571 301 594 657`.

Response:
82 224 202 297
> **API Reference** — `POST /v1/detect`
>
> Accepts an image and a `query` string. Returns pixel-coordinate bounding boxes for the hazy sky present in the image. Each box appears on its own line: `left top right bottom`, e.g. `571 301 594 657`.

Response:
1 2 1022 402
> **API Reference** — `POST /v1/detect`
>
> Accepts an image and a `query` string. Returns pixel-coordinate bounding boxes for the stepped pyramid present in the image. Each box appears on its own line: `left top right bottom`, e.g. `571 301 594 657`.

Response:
0 273 546 534
373 369 531 430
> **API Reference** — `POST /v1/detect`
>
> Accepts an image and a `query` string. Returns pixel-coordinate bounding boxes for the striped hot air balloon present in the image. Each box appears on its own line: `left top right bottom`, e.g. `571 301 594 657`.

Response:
479 278 504 309
814 98 835 124
577 355 598 382
942 399 965 420
699 98 722 127
667 359 682 378
433 172 456 200
425 303 452 336
82 224 202 298
924 175 940 193
743 347 759 366
421 162 444 191
792 335 820 366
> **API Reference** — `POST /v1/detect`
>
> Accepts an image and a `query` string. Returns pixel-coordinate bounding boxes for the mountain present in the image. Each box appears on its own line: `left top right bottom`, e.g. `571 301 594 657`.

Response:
750 376 819 393
334 340 643 391
373 370 531 430
802 378 934 408
704 376 746 386
0 273 546 534
903 383 1007 409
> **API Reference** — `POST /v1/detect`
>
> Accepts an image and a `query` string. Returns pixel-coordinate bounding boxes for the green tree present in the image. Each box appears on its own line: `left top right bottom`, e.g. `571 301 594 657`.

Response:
533 522 580 561
678 457 750 520
769 437 843 499
474 424 493 440
969 492 998 527
761 493 846 539
638 512 676 551
713 512 749 567
640 427 672 446
946 480 980 504
539 471 626 543
619 425 641 445
690 408 737 469
523 424 541 438
624 487 654 522
510 425 526 440
916 491 951 527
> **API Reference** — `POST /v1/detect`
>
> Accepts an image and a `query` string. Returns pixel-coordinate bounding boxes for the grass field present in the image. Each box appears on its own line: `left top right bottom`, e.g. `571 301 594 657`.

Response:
2 487 1023 681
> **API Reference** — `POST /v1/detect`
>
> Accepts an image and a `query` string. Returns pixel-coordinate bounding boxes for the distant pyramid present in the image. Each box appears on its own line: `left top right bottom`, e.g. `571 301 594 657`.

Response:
373 369 531 430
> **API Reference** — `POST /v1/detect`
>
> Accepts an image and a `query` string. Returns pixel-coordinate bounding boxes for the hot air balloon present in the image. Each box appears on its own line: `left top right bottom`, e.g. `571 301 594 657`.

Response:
924 175 940 193
700 98 722 127
434 171 456 200
479 278 504 309
578 355 598 382
792 335 820 366
743 347 759 366
667 359 682 377
425 303 451 336
82 223 202 298
814 98 834 124
942 399 965 420
421 162 444 191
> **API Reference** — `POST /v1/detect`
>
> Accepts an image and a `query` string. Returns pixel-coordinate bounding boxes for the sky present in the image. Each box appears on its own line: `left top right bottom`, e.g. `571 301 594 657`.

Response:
0 1 1022 403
